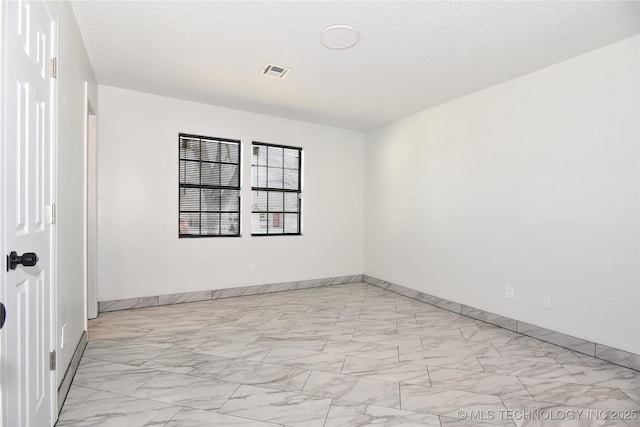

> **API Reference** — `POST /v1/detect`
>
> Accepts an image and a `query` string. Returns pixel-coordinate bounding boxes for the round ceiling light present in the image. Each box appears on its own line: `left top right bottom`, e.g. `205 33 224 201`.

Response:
320 25 360 50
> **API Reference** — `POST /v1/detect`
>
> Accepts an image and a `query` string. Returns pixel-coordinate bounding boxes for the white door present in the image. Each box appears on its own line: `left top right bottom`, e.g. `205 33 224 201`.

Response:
1 1 56 426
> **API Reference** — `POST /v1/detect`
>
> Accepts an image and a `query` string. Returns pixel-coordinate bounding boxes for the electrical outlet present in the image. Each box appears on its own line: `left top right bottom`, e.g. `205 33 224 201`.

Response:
505 286 514 300
61 324 66 349
543 295 552 309
248 262 255 272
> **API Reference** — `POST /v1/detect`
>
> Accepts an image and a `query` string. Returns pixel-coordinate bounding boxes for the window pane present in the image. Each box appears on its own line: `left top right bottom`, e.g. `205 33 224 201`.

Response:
179 213 200 235
179 187 200 211
201 213 220 235
180 160 200 185
252 165 267 187
251 213 267 234
268 167 283 189
268 146 283 167
253 145 268 166
220 141 239 164
180 137 200 160
221 189 239 211
252 191 267 212
221 164 239 187
221 213 239 235
284 148 299 169
283 168 298 190
268 191 284 212
284 213 298 234
201 163 220 186
201 140 220 162
268 213 283 234
201 189 220 212
284 192 298 212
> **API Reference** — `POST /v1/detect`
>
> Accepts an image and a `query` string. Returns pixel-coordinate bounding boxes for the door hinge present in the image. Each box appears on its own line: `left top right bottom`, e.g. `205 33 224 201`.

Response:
49 350 56 370
46 204 56 224
50 57 57 78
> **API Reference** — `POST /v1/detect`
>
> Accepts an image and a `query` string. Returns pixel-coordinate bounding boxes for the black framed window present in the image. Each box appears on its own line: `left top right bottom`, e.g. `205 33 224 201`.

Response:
179 133 241 237
251 142 302 235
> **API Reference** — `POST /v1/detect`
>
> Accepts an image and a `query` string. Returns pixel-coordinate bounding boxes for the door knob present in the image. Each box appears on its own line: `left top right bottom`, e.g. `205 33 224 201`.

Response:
7 251 39 271
0 303 5 330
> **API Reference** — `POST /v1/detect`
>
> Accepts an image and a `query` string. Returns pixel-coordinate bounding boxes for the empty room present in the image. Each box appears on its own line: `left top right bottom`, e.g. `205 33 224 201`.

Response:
1 1 640 426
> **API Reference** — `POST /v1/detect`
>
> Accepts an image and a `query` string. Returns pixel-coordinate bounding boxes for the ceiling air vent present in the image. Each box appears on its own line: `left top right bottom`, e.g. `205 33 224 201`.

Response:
262 63 291 80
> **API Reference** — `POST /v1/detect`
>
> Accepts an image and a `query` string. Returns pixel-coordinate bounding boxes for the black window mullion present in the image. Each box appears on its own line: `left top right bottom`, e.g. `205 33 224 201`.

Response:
199 137 203 235
298 151 302 193
218 143 221 236
298 195 301 233
281 192 285 232
266 146 269 234
265 145 269 190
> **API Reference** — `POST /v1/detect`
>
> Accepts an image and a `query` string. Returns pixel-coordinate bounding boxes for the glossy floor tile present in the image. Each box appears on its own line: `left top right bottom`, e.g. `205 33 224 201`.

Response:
58 283 640 426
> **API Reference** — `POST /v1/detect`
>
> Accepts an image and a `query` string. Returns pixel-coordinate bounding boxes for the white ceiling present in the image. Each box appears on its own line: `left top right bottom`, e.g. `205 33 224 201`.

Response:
71 1 640 131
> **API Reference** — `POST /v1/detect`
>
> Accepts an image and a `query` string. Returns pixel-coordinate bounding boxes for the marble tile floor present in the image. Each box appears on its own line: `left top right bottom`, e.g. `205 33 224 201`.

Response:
57 282 640 427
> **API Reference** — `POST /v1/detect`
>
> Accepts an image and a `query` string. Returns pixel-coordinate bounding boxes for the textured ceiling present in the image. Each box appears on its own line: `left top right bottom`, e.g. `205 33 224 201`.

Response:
71 1 640 131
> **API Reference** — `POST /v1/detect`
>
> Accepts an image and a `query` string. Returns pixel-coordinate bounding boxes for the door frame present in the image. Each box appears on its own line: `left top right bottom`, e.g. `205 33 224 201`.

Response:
84 82 98 320
49 7 60 422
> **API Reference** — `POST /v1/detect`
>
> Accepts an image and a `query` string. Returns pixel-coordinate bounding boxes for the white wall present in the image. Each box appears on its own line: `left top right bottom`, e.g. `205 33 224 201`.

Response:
97 86 364 301
49 2 98 385
364 36 640 353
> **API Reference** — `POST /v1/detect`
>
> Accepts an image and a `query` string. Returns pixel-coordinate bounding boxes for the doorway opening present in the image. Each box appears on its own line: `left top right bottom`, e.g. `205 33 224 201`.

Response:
85 83 98 321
